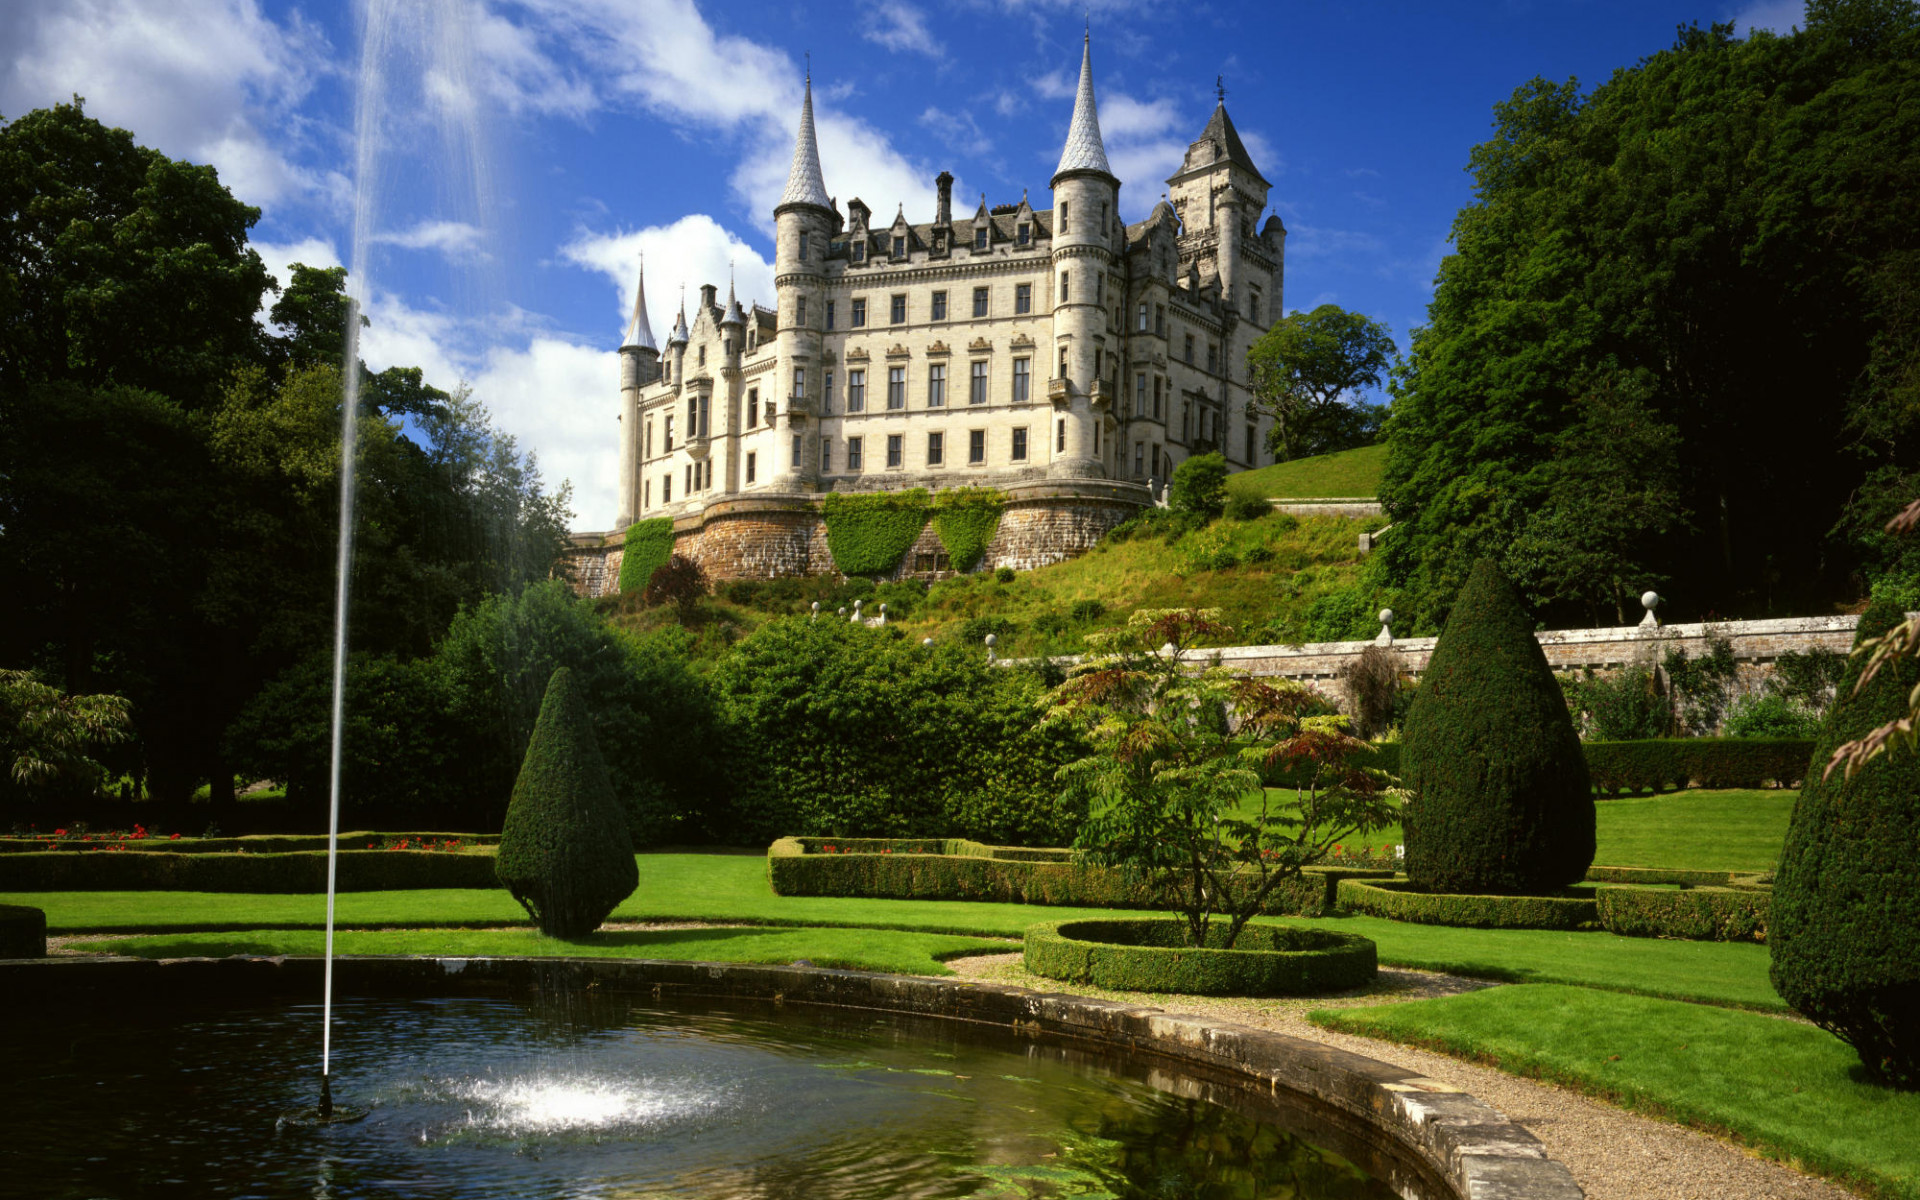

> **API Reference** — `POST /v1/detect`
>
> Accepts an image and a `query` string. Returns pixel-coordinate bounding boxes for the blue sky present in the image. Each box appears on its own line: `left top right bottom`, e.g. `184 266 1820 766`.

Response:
0 0 1805 529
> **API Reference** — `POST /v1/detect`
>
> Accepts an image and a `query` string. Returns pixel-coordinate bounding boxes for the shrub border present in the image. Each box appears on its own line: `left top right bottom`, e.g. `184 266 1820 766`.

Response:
1595 884 1770 943
1336 878 1598 930
1025 918 1378 996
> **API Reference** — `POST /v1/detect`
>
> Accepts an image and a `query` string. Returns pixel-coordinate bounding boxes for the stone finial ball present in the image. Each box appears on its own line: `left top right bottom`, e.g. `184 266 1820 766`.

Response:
922 637 933 646
879 603 887 614
1641 590 1661 610
984 633 997 647
810 601 819 613
1378 608 1394 626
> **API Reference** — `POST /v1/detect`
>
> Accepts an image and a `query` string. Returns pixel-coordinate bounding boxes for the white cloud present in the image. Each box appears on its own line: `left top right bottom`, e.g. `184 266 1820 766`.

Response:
1032 69 1077 101
864 3 940 56
559 214 777 339
0 0 331 208
373 220 490 264
920 105 994 156
1730 0 1804 34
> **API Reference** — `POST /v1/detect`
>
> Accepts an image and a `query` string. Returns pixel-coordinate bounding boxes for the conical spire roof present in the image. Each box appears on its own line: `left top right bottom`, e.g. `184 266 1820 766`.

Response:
777 75 832 211
1192 101 1269 186
721 278 745 326
621 254 657 351
1052 34 1113 183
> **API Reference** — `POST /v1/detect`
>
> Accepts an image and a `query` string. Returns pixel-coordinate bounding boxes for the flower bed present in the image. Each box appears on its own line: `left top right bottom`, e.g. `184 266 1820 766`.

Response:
1023 918 1377 996
1335 878 1599 930
0 905 44 958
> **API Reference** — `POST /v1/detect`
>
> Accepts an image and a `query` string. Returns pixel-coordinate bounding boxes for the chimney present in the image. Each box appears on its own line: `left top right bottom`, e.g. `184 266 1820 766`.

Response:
699 282 718 310
935 170 954 226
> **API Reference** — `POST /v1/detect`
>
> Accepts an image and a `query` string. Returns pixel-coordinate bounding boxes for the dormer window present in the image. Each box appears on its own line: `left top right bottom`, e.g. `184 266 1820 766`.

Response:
852 242 866 263
974 226 987 251
1016 223 1029 246
892 235 906 258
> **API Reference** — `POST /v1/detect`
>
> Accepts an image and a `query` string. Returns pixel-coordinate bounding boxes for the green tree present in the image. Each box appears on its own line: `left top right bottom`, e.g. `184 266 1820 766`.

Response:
1246 304 1396 463
1169 453 1228 519
1771 599 1920 1087
495 668 638 938
0 671 132 798
1401 559 1595 893
1048 610 1398 948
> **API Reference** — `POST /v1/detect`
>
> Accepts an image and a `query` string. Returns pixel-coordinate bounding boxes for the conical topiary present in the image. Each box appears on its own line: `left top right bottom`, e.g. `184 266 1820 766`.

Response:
1770 600 1920 1088
495 667 638 937
1401 558 1594 893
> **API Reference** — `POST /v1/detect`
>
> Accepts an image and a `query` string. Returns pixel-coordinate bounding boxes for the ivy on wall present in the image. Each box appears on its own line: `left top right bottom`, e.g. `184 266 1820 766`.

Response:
822 489 929 576
930 487 1008 573
616 518 676 593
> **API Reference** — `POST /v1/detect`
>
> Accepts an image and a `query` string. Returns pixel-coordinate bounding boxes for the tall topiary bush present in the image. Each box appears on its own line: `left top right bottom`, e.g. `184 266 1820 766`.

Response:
1771 600 1920 1088
617 518 675 594
494 667 638 937
822 489 929 575
1401 558 1594 893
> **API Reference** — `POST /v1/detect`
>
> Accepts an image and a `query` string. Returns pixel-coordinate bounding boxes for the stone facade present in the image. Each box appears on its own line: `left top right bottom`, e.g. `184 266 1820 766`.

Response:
609 36 1283 560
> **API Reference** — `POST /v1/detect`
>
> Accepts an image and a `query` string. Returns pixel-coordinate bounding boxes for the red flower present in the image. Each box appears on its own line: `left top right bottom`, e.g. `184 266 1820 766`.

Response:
169 833 181 841
53 829 66 837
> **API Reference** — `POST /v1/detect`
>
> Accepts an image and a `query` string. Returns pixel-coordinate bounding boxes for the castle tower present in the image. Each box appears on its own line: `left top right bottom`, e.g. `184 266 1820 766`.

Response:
616 255 659 527
1166 96 1274 321
1048 31 1119 479
772 73 835 492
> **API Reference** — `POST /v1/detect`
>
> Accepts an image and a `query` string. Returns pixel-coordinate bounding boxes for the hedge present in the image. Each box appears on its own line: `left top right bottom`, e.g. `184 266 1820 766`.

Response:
0 905 44 958
0 832 498 855
1024 918 1377 995
1584 738 1814 793
1595 884 1770 943
929 487 1007 572
822 489 929 575
1336 878 1599 929
0 849 500 893
616 518 675 593
767 837 1390 917
1584 865 1744 887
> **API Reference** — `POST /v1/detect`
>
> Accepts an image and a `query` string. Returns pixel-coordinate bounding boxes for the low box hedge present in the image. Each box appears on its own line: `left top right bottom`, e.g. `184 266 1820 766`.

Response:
0 905 45 958
1584 865 1741 887
1584 738 1814 793
1595 884 1771 943
0 849 499 893
1023 918 1377 996
0 832 497 855
1336 877 1599 929
768 837 1392 917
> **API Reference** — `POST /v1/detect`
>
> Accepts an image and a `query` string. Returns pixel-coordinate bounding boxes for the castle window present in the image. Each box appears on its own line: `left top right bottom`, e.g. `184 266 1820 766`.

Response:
1015 283 1031 314
746 451 757 483
1155 305 1166 336
973 429 989 463
685 464 692 494
796 296 807 325
662 474 671 503
890 294 906 324
1099 201 1107 226
698 393 710 437
1134 442 1145 477
1009 427 1027 461
1094 421 1101 455
932 290 947 321
886 434 903 468
1248 285 1261 324
826 300 836 330
848 436 864 470
1093 348 1102 377
969 360 989 405
1017 222 1029 245
792 366 805 399
973 225 987 251
1207 343 1217 372
1153 442 1162 477
820 438 831 472
1060 201 1069 230
748 388 759 428
1182 403 1191 439
928 363 946 407
892 235 905 258
1058 346 1068 379
1095 274 1104 304
823 369 834 414
663 359 670 383
1059 271 1069 303
1184 334 1195 364
848 368 866 412
852 241 866 262
1057 418 1067 453
645 418 653 457
1137 303 1148 332
1135 372 1146 417
664 414 675 451
887 366 906 410
928 431 944 465
799 232 810 259
794 433 803 468
851 298 867 327
1012 357 1030 403
1153 376 1163 420
972 286 989 318
698 345 706 366
645 479 651 507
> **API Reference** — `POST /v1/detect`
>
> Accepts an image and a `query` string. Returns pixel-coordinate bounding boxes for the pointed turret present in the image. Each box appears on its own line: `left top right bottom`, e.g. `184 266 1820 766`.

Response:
621 254 657 351
669 294 689 345
721 279 745 326
777 74 833 213
1052 33 1114 185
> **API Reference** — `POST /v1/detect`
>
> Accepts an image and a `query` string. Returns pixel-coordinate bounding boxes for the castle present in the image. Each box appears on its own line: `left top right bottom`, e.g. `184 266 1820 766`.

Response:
579 36 1286 591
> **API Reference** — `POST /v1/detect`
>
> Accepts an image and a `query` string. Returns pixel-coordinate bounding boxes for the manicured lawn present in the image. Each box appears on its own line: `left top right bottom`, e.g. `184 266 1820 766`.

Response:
1226 444 1387 499
1314 985 1920 1200
1591 789 1794 873
86 925 1010 976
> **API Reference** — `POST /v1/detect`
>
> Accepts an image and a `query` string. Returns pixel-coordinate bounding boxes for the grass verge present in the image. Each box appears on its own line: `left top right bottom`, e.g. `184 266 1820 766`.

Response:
1313 984 1920 1200
1226 445 1387 500
1589 789 1793 873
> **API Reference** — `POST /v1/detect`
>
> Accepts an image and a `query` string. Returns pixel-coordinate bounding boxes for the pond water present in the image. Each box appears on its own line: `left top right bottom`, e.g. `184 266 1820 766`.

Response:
2 991 1422 1199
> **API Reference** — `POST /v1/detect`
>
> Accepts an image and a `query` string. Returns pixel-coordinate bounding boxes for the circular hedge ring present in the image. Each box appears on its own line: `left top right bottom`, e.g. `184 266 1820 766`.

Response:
1336 878 1598 930
1024 919 1376 996
0 904 46 959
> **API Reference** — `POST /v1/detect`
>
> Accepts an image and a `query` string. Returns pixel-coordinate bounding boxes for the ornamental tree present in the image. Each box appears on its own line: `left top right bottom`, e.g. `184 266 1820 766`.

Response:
1246 304 1396 462
1400 558 1594 893
1046 609 1400 949
495 667 638 938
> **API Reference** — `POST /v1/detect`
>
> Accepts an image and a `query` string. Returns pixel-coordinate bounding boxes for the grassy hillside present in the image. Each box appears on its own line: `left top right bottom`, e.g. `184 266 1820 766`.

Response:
611 509 1381 659
1226 443 1386 500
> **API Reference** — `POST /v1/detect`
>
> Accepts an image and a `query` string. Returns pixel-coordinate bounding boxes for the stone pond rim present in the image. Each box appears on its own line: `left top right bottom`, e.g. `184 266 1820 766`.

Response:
0 954 1584 1200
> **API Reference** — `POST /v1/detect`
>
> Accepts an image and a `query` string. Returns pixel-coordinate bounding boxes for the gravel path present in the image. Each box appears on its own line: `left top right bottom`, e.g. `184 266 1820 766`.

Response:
946 951 1857 1200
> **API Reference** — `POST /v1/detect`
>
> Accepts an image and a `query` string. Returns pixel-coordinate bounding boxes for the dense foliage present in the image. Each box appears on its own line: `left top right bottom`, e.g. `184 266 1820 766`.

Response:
1374 3 1920 629
928 487 1007 573
1401 559 1595 893
643 554 707 617
1771 600 1920 1088
1245 304 1396 462
821 489 930 575
0 672 132 801
494 668 638 938
711 619 1084 846
616 518 675 594
1168 453 1228 519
